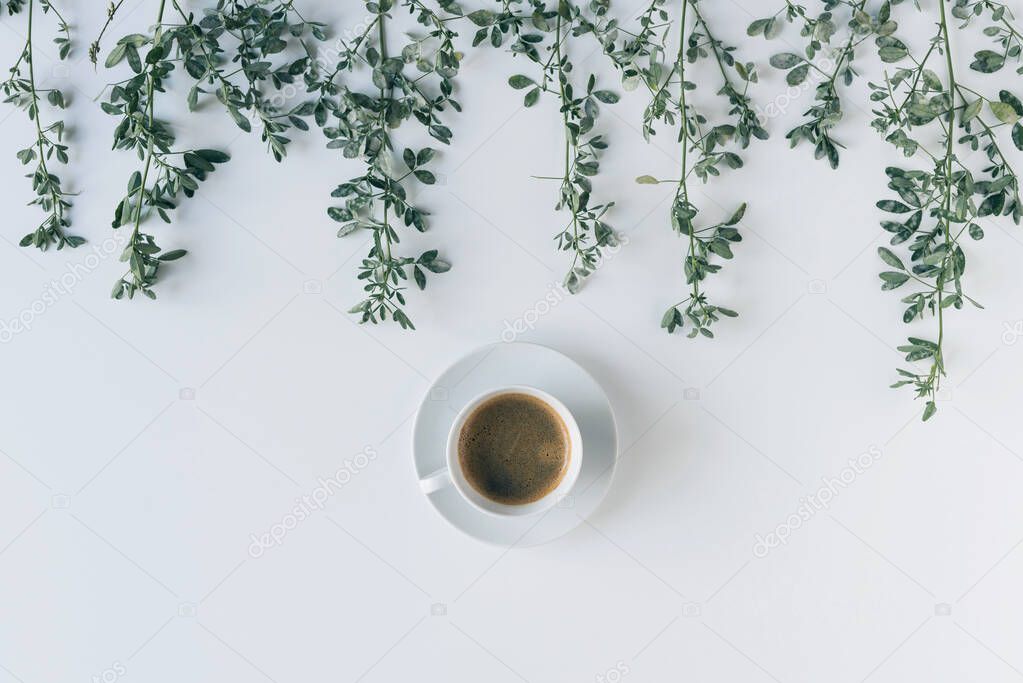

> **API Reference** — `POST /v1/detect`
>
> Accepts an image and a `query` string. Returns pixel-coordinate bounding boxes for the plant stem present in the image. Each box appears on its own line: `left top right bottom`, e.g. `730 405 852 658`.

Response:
935 0 957 397
377 9 396 297
91 0 128 66
129 0 167 247
26 1 56 213
690 3 734 93
676 0 699 305
553 9 582 271
826 0 867 89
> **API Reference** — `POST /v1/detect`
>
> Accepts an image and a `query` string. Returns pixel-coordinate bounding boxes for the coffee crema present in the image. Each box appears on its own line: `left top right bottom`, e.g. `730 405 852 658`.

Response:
457 392 570 505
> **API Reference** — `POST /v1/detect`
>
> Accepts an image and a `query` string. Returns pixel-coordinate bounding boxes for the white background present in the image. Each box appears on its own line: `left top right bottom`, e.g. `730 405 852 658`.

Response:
1 0 1022 681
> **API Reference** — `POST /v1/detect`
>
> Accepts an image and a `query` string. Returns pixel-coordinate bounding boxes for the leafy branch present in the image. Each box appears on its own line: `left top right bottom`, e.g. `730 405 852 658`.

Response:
2 0 82 250
90 0 126 67
168 0 328 162
609 0 766 337
868 0 1022 419
751 0 907 168
475 0 621 293
101 0 231 300
310 0 456 329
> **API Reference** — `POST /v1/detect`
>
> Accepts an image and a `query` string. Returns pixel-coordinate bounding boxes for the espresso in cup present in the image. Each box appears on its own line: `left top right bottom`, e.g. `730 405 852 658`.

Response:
456 392 570 505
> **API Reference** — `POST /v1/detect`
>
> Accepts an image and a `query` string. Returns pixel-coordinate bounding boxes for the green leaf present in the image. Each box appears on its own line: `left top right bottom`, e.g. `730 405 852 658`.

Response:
709 240 733 259
336 223 358 237
878 46 907 63
414 170 436 184
660 306 678 330
906 102 937 125
229 106 252 132
466 9 495 26
1013 122 1023 151
979 193 1005 216
183 152 214 172
724 203 747 226
393 310 415 330
508 74 533 89
195 149 229 164
327 207 350 222
989 101 1019 124
563 270 581 295
105 43 127 68
961 98 982 123
524 88 540 107
769 53 801 69
879 271 909 290
747 18 770 36
422 258 450 273
922 401 937 421
876 200 912 213
593 90 619 104
999 90 1023 116
157 249 187 262
970 50 1004 73
635 175 659 184
877 246 905 270
786 64 809 86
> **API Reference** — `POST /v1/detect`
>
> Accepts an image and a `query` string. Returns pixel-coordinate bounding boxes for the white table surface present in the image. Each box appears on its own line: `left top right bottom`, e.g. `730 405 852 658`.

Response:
2 0 1022 681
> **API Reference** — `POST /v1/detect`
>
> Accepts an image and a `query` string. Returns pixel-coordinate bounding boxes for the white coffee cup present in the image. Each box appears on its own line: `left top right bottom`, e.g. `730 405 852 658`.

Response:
419 385 584 516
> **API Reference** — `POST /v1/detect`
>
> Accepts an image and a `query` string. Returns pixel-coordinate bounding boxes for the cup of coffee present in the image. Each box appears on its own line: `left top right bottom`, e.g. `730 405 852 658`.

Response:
419 385 583 516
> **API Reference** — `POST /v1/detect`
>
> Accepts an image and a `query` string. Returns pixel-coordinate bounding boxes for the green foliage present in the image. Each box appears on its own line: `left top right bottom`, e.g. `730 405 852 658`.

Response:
101 1 232 300
951 0 1023 75
867 0 1021 420
604 0 765 338
97 0 326 300
750 0 907 168
89 0 125 67
751 0 1022 420
2 0 82 250
311 0 457 328
169 1 328 162
478 0 620 293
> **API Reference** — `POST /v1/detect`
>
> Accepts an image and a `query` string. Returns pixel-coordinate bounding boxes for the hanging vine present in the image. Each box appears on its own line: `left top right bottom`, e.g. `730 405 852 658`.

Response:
868 0 1022 419
5 0 1016 424
308 0 457 329
749 0 908 168
2 0 81 250
96 0 331 299
601 0 766 337
472 0 621 293
170 0 328 162
101 1 232 299
745 0 1023 419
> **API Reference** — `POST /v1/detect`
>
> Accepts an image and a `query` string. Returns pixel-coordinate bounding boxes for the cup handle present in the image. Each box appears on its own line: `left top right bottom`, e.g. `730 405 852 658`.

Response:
419 467 452 495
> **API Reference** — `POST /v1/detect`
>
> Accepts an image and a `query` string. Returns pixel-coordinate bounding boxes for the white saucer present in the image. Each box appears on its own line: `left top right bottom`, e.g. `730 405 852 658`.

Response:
412 342 618 547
